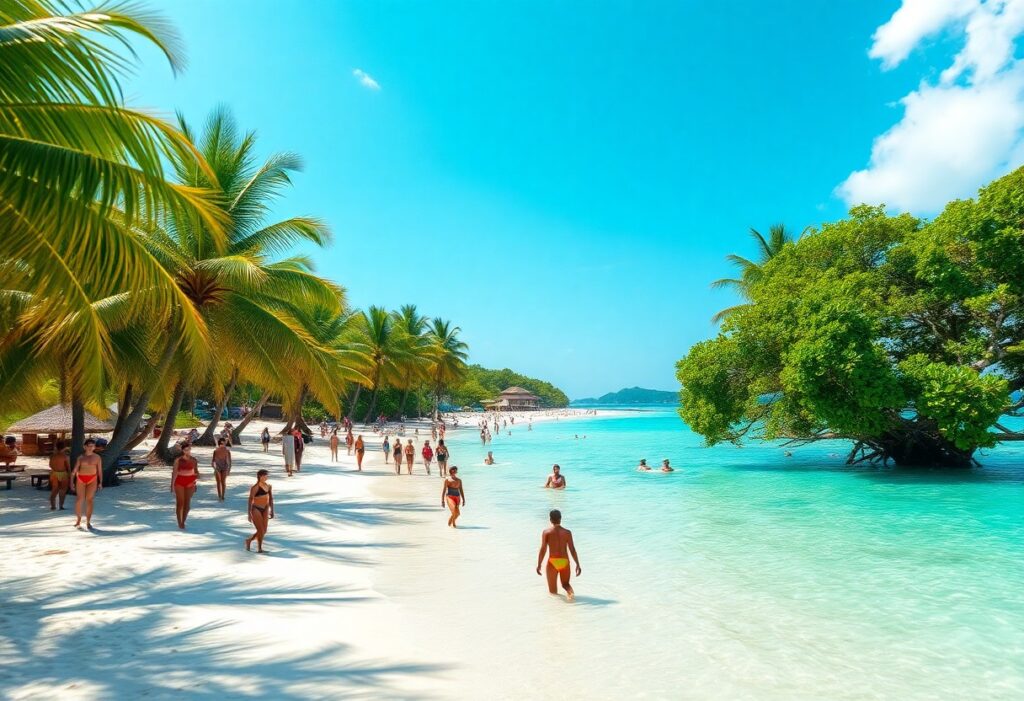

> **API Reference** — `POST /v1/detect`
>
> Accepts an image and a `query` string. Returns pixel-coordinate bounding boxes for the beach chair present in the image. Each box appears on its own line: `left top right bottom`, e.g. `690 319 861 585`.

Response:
0 472 18 490
29 470 51 489
115 463 146 480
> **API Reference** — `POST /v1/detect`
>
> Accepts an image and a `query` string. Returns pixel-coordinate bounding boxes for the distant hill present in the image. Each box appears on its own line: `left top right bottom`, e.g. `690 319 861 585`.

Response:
572 387 677 405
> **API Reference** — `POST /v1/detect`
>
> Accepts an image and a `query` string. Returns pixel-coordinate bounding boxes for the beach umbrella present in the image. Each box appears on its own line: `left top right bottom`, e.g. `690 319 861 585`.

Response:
6 404 116 434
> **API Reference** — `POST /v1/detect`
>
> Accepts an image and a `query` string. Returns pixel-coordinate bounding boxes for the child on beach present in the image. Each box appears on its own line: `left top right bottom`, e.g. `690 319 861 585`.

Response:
536 509 581 601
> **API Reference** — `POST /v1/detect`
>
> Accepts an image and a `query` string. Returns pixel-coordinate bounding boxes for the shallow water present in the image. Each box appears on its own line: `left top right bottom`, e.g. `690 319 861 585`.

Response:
376 410 1024 699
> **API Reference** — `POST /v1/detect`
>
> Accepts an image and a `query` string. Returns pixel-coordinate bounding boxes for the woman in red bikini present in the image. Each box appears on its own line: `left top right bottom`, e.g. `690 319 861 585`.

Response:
170 443 200 529
246 469 274 552
71 438 102 529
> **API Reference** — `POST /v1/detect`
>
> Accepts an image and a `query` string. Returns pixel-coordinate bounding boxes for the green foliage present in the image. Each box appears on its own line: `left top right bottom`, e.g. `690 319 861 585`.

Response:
174 411 203 429
677 173 1024 464
452 366 569 408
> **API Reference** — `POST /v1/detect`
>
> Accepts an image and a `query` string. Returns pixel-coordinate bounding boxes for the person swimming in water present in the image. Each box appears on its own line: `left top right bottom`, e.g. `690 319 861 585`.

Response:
637 459 651 472
245 469 274 552
484 451 495 465
661 459 674 472
536 509 581 601
441 466 465 527
71 438 102 529
544 464 566 489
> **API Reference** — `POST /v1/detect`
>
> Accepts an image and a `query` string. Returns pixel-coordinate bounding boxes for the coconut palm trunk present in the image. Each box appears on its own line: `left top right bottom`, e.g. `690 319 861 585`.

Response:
346 385 363 421
126 413 162 451
111 384 133 438
102 336 181 479
231 390 271 444
363 370 382 424
152 381 186 462
195 367 239 445
70 397 85 468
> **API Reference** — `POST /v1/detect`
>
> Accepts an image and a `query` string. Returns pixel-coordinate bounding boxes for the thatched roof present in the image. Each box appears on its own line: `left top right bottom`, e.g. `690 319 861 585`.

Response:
499 386 539 399
6 404 115 434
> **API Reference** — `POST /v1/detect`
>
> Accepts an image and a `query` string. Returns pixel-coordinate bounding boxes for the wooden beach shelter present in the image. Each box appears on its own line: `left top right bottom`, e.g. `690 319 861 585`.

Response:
6 404 115 456
495 387 541 411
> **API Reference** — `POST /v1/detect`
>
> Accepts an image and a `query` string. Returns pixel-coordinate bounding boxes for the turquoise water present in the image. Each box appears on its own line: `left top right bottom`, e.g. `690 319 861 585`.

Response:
438 409 1024 699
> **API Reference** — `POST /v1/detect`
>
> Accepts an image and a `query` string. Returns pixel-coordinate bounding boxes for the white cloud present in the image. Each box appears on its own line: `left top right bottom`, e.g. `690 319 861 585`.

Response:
840 0 1024 213
352 68 381 91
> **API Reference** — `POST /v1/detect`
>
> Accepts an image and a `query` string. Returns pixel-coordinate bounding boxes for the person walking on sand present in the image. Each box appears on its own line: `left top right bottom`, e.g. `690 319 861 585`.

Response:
346 430 354 456
536 509 581 601
212 438 232 501
544 464 566 489
281 430 296 476
404 439 415 474
71 438 102 529
330 429 339 462
382 435 391 464
48 440 71 511
422 439 434 476
435 439 450 477
441 466 465 527
261 427 271 452
292 428 304 472
393 439 404 474
171 443 200 530
245 469 274 553
355 434 365 471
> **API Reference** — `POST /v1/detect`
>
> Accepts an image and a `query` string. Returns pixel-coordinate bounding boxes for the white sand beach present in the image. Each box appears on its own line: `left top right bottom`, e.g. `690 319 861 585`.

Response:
0 412 619 701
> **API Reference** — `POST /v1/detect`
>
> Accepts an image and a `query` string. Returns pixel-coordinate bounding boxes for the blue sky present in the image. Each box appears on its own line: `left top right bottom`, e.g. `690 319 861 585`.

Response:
130 1 1024 398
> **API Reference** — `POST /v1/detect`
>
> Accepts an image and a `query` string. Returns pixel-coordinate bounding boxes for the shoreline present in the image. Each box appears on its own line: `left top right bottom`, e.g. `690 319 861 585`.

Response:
0 410 623 700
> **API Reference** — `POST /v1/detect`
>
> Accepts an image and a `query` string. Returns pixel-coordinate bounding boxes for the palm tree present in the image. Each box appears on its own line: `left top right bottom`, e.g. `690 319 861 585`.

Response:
392 305 431 418
144 108 345 452
358 306 407 424
1 3 226 473
710 224 797 323
426 318 469 419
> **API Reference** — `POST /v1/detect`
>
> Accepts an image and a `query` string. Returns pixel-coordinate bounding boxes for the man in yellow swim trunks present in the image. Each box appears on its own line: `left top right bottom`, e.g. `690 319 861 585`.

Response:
536 509 581 601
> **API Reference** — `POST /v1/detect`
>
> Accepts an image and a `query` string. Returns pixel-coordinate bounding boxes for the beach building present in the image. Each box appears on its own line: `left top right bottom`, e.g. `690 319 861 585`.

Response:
490 386 541 411
5 404 115 455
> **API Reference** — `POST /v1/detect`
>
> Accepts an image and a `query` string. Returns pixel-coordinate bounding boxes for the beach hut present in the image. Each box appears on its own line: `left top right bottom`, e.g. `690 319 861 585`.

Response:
495 387 541 411
6 404 115 456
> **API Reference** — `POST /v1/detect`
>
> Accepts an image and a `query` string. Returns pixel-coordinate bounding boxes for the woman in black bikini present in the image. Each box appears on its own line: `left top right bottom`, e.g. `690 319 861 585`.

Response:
440 466 465 527
435 439 450 477
246 469 274 552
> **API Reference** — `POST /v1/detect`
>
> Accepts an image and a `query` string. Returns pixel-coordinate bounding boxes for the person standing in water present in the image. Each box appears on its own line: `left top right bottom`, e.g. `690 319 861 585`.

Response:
441 466 465 527
330 429 339 462
245 469 274 553
421 440 434 476
404 439 415 474
484 451 495 465
212 438 232 501
544 464 566 489
393 439 404 474
354 434 365 471
261 427 271 453
71 438 102 529
170 443 200 530
536 509 581 601
435 439 450 477
48 440 71 510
